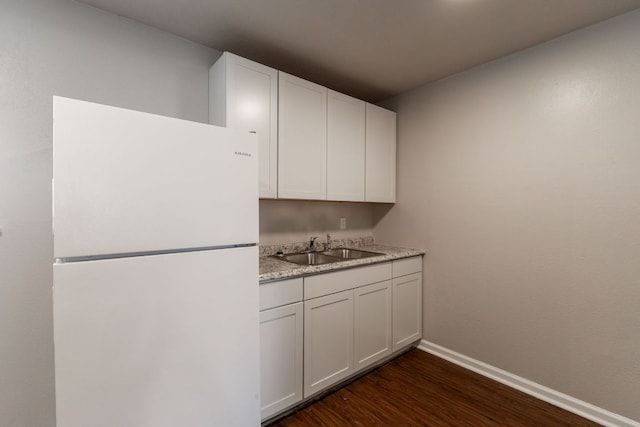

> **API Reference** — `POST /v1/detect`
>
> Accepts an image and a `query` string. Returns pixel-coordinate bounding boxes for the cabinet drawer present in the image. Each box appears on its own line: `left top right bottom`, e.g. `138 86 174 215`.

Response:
304 262 391 300
392 256 422 278
260 278 303 311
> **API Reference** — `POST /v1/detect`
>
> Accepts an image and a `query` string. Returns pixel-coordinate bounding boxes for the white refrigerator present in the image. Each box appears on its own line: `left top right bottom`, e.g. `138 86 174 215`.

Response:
52 97 260 426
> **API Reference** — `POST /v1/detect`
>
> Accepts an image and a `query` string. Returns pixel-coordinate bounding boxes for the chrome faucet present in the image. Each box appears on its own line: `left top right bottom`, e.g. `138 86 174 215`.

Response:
305 236 319 252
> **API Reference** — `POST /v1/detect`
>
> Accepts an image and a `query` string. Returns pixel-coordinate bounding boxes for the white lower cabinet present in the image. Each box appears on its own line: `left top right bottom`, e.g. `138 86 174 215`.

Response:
354 280 392 370
392 257 423 351
261 256 422 419
259 278 303 420
303 290 354 397
302 262 392 398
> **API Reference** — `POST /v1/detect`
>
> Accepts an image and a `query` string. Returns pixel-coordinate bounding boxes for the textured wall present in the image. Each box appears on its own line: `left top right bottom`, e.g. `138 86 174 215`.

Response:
0 1 217 425
374 9 640 421
259 200 373 245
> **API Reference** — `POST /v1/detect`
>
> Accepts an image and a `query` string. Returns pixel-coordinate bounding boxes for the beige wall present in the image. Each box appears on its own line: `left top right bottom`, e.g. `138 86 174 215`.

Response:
260 200 373 245
374 9 640 421
0 0 218 425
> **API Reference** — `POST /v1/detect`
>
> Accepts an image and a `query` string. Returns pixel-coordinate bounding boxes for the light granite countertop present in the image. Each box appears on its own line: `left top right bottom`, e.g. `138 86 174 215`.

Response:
259 244 425 283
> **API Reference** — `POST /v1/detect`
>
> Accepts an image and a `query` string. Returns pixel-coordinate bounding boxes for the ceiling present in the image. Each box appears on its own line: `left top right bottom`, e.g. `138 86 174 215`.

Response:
77 0 640 102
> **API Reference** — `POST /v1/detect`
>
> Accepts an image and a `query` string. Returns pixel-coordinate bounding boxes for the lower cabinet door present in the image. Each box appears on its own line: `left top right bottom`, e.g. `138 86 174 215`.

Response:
392 272 422 351
354 280 392 371
260 302 303 420
304 290 354 397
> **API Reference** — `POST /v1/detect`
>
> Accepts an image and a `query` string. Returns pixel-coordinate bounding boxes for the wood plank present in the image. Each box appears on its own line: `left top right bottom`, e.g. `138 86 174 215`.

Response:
267 349 601 426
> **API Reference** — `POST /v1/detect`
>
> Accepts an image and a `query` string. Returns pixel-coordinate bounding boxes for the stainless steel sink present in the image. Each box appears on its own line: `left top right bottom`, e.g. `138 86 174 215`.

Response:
322 248 382 260
280 252 338 266
276 248 383 266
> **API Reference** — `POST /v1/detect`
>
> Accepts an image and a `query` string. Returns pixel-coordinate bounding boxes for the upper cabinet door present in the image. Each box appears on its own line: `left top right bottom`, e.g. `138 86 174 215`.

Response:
278 72 327 200
209 53 278 199
327 90 365 202
365 104 396 203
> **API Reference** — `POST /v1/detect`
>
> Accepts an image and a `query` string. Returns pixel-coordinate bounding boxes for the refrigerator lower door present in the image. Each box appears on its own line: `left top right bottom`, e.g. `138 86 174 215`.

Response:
53 246 259 427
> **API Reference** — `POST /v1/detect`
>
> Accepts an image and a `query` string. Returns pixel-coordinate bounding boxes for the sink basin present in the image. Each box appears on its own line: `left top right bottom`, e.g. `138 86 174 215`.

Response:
322 248 382 260
275 248 383 266
280 252 338 266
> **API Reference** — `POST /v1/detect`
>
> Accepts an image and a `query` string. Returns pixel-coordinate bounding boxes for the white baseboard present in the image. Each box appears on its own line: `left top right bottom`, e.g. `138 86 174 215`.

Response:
418 340 639 427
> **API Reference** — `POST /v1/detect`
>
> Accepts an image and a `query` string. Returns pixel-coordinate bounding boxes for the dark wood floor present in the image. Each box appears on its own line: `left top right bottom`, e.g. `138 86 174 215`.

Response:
269 349 601 427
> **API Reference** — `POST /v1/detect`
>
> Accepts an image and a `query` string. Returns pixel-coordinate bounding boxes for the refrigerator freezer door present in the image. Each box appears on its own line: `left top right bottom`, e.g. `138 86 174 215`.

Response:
53 246 259 427
53 97 258 259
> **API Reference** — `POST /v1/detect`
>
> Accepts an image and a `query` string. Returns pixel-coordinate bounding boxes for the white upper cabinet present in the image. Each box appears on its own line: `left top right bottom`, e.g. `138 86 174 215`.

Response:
365 103 396 203
209 52 278 198
209 54 397 203
278 71 328 200
327 90 365 201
